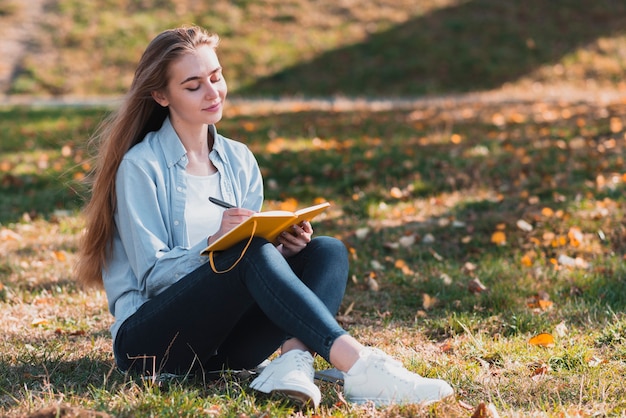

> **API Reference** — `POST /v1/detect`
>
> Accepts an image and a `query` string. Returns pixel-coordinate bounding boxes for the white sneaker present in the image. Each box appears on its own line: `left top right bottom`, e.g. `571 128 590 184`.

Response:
343 348 454 406
250 350 321 408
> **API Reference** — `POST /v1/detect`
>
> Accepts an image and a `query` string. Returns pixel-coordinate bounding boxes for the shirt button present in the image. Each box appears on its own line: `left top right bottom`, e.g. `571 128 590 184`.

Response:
177 186 182 192
174 220 179 226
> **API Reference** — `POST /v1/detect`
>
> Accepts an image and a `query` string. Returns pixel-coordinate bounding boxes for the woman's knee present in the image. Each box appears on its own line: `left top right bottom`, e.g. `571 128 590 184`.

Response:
309 236 348 259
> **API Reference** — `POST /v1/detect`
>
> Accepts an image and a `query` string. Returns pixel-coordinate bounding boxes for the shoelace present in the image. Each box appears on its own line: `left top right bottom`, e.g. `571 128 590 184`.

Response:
290 351 314 378
369 351 424 384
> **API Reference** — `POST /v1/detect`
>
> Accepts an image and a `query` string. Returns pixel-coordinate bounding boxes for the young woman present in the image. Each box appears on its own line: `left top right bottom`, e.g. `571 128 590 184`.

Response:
76 25 453 408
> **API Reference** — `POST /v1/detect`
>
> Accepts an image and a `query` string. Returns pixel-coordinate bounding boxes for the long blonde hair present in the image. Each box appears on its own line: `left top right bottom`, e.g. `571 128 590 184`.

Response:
75 26 220 286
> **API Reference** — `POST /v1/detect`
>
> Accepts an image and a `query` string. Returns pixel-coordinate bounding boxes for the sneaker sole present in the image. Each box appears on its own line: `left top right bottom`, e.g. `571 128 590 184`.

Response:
271 389 316 408
251 381 320 408
347 392 454 406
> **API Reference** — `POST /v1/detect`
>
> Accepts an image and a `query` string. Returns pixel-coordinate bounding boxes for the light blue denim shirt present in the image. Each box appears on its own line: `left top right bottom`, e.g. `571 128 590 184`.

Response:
103 116 264 342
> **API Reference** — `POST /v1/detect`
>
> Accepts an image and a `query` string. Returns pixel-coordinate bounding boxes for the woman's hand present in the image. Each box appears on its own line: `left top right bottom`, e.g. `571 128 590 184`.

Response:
208 208 255 245
276 221 313 258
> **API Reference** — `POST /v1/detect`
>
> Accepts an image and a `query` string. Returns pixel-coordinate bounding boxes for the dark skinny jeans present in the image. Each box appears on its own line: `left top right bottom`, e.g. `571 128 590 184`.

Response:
113 236 349 375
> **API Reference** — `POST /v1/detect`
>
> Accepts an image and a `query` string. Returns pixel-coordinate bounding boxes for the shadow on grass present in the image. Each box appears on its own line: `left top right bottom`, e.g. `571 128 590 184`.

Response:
0 354 120 399
238 0 626 96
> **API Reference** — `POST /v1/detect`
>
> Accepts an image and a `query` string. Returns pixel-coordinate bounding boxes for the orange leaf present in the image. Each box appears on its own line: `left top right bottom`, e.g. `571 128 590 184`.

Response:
541 207 554 217
490 231 506 245
529 333 555 347
422 293 438 310
610 117 623 133
394 259 407 269
527 299 553 311
568 227 583 247
53 250 67 262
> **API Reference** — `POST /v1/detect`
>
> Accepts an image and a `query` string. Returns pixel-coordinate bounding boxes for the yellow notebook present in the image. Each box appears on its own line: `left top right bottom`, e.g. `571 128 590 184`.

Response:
201 202 330 254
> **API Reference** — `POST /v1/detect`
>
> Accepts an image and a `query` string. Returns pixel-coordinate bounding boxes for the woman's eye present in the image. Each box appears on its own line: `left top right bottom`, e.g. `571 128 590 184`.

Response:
211 71 223 83
186 85 200 91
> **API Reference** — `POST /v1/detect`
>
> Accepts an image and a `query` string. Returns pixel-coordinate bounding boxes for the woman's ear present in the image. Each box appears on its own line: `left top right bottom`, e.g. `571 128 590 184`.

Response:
151 90 169 107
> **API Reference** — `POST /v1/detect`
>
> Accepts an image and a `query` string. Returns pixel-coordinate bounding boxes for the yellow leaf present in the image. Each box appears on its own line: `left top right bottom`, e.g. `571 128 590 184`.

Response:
491 231 506 245
529 333 555 347
541 207 554 217
521 254 533 267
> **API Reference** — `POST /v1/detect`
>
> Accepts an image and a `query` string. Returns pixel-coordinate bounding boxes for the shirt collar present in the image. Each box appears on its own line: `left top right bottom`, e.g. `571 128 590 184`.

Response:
157 117 224 168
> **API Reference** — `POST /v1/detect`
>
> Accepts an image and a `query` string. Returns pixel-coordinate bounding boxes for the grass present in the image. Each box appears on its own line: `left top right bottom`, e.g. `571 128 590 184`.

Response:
1 96 626 416
2 0 626 97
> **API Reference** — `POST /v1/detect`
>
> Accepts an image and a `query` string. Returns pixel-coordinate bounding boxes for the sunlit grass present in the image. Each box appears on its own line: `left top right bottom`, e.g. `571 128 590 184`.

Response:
1 98 626 416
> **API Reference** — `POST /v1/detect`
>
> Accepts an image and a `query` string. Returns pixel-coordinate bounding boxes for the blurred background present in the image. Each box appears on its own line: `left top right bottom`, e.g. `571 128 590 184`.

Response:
2 0 626 100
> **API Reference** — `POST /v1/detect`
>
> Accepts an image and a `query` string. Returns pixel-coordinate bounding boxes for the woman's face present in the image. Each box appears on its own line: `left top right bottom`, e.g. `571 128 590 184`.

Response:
153 44 227 128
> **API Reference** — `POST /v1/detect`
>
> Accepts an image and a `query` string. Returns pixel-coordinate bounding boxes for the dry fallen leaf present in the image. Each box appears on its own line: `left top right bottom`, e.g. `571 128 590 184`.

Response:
468 278 488 294
31 318 48 327
0 228 22 241
366 272 379 292
355 227 370 240
389 187 403 199
422 293 438 310
558 254 590 269
53 250 67 262
471 402 501 418
398 235 416 247
527 293 553 311
516 219 533 232
554 321 568 337
587 355 605 367
530 363 551 381
394 259 414 275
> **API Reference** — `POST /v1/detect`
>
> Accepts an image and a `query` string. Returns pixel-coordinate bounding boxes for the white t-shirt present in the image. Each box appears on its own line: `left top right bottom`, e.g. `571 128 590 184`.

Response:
184 171 225 245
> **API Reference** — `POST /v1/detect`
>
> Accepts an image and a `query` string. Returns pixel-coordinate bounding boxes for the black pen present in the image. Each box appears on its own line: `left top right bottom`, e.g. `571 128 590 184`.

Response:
209 196 236 209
